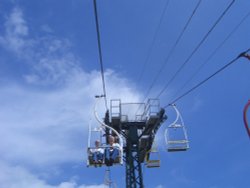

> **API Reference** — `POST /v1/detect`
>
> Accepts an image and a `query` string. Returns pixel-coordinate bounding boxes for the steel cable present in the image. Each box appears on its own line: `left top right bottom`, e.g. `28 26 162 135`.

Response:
93 0 108 110
157 0 236 98
170 10 250 102
143 0 202 100
164 48 250 107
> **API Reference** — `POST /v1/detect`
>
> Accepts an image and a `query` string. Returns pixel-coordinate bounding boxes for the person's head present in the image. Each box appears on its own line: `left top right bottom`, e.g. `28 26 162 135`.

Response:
108 135 115 145
95 140 100 147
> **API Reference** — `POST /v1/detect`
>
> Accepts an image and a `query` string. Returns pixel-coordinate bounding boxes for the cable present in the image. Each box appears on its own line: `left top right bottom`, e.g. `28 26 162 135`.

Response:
143 0 202 100
171 10 250 100
137 0 170 85
93 0 108 110
157 0 236 98
163 48 250 107
135 0 202 115
243 100 250 138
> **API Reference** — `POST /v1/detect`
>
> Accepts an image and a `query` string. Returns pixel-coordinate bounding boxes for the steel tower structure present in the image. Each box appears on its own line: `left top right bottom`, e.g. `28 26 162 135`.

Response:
104 99 167 188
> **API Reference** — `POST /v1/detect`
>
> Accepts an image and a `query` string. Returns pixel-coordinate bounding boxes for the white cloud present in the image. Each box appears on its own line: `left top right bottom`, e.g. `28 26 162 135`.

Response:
41 25 54 33
0 5 142 164
0 85 84 166
24 52 82 86
0 68 142 166
0 6 142 188
0 162 54 188
155 185 165 188
78 185 108 188
6 7 28 36
0 7 34 56
0 162 108 188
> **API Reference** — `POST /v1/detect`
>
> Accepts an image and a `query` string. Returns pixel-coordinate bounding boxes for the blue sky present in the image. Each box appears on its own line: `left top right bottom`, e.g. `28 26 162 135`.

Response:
0 0 250 188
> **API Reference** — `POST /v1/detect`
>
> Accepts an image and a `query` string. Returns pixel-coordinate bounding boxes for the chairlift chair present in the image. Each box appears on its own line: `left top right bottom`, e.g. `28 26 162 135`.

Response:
88 147 122 167
165 105 189 152
87 97 124 167
166 126 189 152
94 97 123 166
146 151 160 168
87 123 106 167
145 140 160 168
87 124 123 167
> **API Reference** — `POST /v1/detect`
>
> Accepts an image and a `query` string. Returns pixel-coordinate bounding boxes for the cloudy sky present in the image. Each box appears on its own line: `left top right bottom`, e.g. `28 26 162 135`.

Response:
0 0 250 188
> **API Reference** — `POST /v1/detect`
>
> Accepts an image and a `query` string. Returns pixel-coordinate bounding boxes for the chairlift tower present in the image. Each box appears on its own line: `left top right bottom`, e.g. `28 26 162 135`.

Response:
90 0 190 186
108 99 167 188
88 98 189 188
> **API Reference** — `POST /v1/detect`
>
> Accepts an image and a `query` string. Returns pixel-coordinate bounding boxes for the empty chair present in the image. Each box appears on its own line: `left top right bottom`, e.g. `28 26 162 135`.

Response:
146 151 160 168
145 140 160 168
165 105 189 152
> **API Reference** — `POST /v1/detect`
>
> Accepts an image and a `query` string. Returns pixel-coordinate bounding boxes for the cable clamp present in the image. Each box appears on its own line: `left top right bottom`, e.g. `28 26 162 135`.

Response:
95 94 105 98
238 49 250 60
243 53 250 60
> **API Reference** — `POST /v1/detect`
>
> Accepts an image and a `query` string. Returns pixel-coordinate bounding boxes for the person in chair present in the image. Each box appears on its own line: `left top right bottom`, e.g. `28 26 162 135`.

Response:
105 135 120 166
91 140 104 164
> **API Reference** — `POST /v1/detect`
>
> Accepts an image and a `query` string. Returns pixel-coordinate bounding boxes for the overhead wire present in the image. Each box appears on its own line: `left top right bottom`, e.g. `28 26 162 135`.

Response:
156 0 236 98
163 48 250 108
93 0 108 110
170 9 250 101
137 0 170 85
135 0 202 115
142 0 202 100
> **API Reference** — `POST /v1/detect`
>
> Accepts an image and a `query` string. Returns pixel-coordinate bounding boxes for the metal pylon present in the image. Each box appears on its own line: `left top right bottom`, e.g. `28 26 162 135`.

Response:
125 144 143 188
125 126 144 188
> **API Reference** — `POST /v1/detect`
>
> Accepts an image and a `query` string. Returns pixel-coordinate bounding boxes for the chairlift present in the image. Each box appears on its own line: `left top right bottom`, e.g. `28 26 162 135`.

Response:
87 122 123 167
87 96 124 167
87 122 106 167
145 140 160 168
164 104 189 152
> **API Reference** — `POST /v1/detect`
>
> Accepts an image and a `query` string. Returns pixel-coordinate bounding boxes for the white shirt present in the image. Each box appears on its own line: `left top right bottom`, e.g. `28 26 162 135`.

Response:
108 143 121 152
90 147 104 154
